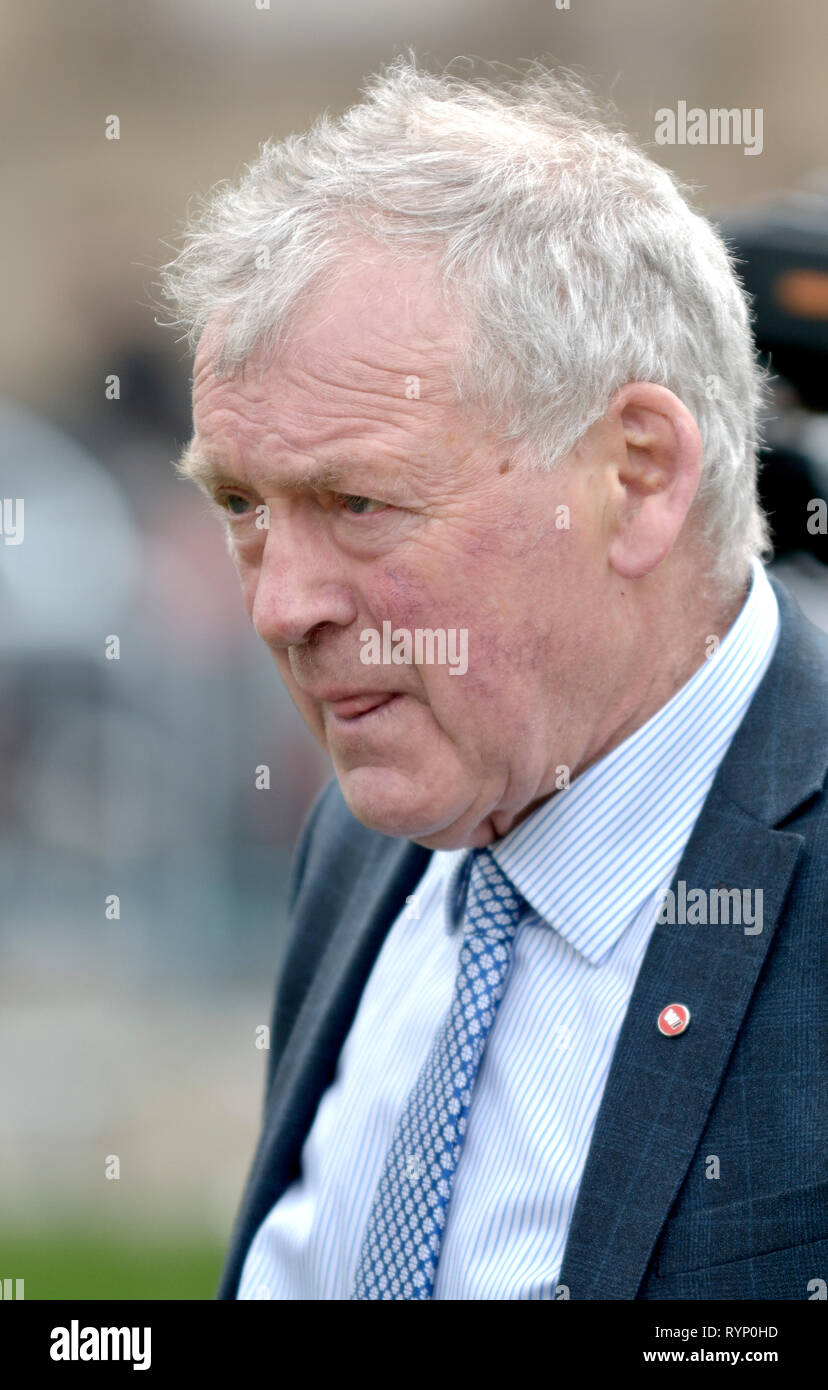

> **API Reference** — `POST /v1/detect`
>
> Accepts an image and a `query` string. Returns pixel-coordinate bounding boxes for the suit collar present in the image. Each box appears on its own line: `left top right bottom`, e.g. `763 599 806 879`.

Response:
715 575 828 825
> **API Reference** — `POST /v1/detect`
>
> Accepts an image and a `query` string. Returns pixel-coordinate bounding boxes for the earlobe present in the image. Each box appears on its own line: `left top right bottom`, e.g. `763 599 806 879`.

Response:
608 528 668 580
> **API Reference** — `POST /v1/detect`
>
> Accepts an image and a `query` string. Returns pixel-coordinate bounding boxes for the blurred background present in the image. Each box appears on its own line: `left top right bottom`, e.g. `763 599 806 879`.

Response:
1 0 826 1299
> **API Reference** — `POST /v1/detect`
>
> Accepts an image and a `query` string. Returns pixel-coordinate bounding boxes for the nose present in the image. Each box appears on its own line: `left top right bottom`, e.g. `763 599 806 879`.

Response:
248 510 356 649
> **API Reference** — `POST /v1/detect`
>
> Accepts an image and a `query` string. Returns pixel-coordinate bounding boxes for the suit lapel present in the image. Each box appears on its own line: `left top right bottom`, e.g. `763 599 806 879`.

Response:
219 827 430 1297
556 793 803 1298
559 578 826 1299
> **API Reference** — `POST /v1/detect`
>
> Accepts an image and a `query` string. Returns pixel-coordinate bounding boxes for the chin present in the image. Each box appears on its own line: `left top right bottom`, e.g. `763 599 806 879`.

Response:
335 765 490 849
335 764 458 841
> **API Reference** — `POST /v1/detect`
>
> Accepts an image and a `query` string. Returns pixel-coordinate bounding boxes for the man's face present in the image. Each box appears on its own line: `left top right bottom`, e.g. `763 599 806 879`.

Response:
190 249 626 849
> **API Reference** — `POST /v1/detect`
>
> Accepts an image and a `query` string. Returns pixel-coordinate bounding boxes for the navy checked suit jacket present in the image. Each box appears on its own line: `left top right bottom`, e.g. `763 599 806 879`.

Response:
218 576 828 1300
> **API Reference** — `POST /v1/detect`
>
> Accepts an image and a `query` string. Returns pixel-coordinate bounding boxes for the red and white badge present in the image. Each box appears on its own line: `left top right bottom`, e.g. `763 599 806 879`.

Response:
657 1003 691 1036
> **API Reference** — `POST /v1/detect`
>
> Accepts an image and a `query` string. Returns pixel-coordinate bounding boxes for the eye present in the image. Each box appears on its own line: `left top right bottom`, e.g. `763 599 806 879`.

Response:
340 494 386 515
222 493 254 516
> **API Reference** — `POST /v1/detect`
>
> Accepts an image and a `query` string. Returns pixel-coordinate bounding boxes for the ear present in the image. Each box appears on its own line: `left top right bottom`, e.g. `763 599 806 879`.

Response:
605 382 702 579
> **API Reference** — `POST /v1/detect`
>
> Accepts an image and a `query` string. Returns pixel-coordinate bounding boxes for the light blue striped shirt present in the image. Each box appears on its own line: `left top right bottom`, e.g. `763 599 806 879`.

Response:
239 558 780 1299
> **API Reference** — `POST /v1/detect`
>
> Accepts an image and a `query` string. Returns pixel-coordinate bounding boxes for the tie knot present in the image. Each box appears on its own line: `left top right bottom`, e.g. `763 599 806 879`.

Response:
463 848 524 939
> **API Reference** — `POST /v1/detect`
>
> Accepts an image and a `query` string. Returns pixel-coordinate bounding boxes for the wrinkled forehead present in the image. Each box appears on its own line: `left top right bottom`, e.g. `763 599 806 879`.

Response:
194 242 467 402
188 292 478 500
189 255 477 486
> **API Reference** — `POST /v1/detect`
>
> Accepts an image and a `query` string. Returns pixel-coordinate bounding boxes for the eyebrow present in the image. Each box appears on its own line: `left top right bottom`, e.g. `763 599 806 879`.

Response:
175 439 222 488
175 439 389 495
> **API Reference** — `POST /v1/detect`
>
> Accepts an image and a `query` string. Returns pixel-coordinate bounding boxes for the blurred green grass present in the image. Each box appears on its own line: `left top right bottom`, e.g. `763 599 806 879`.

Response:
2 1229 226 1299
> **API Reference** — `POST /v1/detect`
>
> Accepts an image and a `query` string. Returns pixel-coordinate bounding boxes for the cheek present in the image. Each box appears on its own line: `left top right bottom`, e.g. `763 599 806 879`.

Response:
370 554 530 690
231 552 261 619
368 563 427 625
371 556 476 630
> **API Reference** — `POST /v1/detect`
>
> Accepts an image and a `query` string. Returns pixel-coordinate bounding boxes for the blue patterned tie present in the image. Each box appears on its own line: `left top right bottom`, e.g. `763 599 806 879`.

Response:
350 848 525 1299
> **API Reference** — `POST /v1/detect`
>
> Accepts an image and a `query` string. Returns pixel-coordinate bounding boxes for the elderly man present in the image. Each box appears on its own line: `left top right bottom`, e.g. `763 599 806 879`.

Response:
163 59 828 1299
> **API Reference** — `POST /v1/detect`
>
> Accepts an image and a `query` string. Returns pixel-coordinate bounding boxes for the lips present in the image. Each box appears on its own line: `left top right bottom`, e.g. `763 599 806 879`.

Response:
325 692 397 719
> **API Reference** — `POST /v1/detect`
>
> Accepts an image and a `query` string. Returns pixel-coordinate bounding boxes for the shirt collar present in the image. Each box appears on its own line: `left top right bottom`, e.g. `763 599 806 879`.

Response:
441 558 779 963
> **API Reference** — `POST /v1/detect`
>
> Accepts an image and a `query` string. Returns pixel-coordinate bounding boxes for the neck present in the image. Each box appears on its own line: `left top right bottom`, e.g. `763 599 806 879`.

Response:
493 555 752 841
583 555 751 779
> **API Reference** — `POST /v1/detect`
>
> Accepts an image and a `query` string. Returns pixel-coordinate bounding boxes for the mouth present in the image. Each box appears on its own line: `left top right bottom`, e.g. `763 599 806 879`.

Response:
324 692 403 722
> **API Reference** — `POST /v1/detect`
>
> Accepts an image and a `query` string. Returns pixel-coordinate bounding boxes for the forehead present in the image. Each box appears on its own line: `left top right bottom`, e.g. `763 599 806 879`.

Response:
192 246 467 456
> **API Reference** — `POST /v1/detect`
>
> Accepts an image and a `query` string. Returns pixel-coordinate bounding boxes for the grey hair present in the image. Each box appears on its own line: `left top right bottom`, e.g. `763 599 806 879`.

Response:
159 53 773 589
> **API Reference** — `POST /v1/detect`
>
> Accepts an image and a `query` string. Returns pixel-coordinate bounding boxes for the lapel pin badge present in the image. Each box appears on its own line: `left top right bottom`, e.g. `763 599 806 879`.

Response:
657 1003 691 1036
